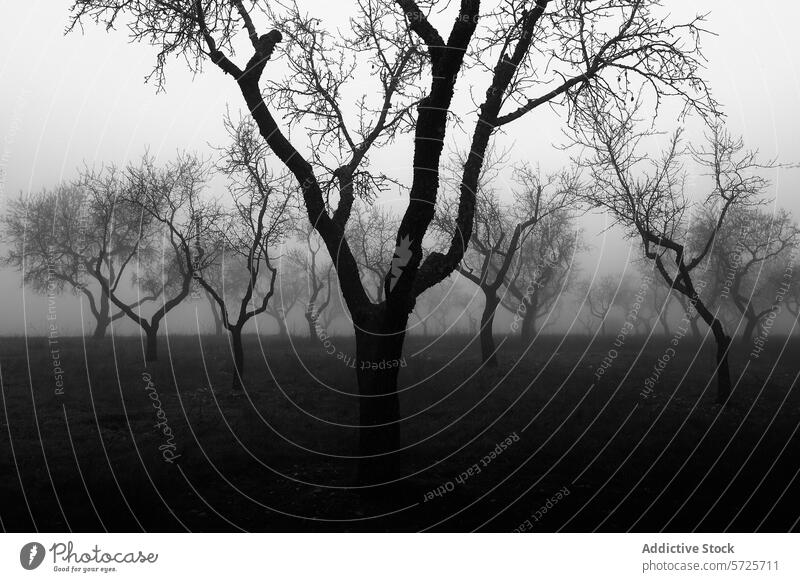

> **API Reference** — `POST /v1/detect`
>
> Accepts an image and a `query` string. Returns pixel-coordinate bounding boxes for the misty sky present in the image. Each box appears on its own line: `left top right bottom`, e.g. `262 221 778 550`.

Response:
1 1 799 335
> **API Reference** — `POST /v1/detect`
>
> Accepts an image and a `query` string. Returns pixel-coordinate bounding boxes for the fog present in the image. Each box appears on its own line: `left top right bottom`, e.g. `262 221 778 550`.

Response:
1 1 799 338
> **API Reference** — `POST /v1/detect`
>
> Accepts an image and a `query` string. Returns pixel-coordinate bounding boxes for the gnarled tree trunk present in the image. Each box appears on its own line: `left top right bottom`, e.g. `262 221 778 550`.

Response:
145 325 159 362
694 300 732 405
89 288 111 339
92 317 110 340
231 325 244 390
711 321 732 404
305 307 320 342
519 295 538 344
354 311 408 484
480 293 500 367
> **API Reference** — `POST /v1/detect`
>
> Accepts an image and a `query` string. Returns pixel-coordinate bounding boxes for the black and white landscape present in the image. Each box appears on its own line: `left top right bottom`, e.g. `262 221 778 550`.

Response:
0 1 798 533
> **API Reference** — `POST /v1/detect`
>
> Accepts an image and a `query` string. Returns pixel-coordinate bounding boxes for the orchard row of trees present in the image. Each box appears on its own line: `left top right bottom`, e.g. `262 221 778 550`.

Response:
7 115 799 395
1 117 583 373
4 0 794 482
63 0 722 482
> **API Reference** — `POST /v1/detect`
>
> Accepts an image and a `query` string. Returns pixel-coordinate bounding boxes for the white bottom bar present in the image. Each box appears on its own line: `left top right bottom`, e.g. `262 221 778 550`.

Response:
1 534 796 581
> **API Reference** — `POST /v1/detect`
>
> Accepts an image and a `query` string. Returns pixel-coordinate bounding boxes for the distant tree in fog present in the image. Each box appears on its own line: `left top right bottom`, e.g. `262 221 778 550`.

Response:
347 203 400 304
623 276 653 336
675 221 728 339
411 281 455 337
575 96 776 404
263 266 306 340
576 274 621 337
693 206 799 342
450 287 480 336
196 115 293 389
502 208 580 342
288 222 334 342
69 0 717 479
317 278 348 333
88 154 220 362
3 181 163 339
192 266 225 336
774 262 800 334
437 158 577 365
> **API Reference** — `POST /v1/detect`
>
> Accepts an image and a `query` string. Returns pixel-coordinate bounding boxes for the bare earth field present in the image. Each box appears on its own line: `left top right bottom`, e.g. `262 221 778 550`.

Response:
1 333 798 532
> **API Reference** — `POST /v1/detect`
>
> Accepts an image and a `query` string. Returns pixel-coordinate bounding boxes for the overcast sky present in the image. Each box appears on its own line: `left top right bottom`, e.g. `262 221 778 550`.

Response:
1 1 799 335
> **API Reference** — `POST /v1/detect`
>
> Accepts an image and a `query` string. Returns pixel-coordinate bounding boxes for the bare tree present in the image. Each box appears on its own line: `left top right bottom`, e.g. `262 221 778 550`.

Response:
449 285 480 336
770 260 800 334
85 154 217 361
347 203 400 303
69 0 716 479
288 222 335 341
200 276 226 336
577 274 621 337
317 277 348 333
674 292 702 338
696 206 799 342
609 272 655 335
196 116 292 389
263 266 305 339
3 182 164 338
503 207 580 342
574 94 774 403
411 281 455 336
410 301 432 337
437 159 577 365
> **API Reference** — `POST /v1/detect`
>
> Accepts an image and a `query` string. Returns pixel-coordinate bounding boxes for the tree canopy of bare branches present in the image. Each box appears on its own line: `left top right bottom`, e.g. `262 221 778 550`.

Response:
437 157 578 364
91 154 219 361
694 206 799 342
2 182 150 339
196 114 293 387
573 92 780 403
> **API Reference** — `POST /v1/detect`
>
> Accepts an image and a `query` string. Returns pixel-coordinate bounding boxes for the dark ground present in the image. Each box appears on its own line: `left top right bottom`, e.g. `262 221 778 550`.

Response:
1 332 798 532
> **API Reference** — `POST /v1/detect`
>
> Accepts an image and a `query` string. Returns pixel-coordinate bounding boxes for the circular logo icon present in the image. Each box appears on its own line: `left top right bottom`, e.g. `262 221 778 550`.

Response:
20 542 46 570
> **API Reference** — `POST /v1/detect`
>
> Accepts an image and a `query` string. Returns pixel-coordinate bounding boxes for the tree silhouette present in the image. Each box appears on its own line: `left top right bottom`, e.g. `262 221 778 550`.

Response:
577 274 622 337
3 182 164 339
288 222 334 342
86 154 218 361
196 115 293 389
411 281 456 337
263 267 305 340
575 97 775 404
696 206 799 342
438 160 577 365
772 260 800 334
503 207 580 342
347 203 400 303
